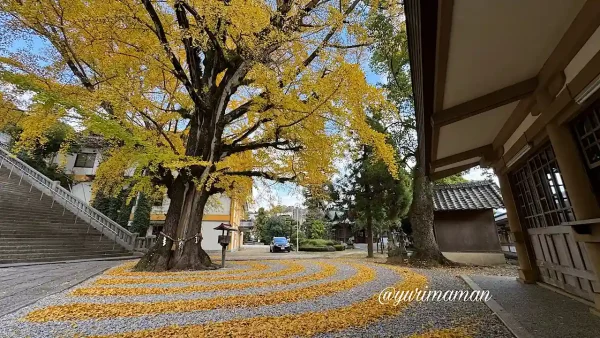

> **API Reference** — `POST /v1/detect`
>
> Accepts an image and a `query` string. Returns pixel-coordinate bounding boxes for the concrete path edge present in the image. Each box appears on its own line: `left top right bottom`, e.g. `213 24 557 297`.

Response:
460 275 534 338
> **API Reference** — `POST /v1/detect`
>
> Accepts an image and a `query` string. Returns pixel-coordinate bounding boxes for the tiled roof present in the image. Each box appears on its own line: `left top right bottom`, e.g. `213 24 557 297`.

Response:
433 180 504 211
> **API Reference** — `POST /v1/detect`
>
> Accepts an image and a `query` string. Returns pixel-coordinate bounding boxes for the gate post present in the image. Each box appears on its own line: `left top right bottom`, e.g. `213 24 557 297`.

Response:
547 121 600 314
497 173 538 283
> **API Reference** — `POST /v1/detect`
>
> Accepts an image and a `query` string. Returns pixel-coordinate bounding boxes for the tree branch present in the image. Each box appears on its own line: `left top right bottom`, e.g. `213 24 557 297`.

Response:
223 170 296 183
299 0 361 72
141 0 204 109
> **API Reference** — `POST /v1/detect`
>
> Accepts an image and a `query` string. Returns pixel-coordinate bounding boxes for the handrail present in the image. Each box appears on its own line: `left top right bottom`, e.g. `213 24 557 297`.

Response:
134 235 157 253
0 147 137 251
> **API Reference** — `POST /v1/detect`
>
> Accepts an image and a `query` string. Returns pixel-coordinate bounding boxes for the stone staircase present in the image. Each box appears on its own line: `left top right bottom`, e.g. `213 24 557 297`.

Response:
0 165 134 264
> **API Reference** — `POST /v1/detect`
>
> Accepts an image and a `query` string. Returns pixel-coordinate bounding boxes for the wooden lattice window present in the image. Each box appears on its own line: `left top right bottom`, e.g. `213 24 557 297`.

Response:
574 104 600 169
510 144 574 229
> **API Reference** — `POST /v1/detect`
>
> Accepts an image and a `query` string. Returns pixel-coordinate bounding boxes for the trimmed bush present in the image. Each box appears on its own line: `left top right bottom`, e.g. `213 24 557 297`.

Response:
298 245 329 252
333 244 345 251
301 239 335 247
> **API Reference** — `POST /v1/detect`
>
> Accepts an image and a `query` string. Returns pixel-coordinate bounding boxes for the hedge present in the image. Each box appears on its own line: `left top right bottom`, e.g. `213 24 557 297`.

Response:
333 244 345 251
298 245 336 252
300 239 336 247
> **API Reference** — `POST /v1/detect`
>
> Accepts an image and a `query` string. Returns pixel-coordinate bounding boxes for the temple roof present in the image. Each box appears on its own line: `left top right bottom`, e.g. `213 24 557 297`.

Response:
433 180 504 211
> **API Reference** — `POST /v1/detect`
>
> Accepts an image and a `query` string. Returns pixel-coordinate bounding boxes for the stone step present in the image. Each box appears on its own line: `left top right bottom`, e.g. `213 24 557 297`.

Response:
0 244 125 252
0 246 127 254
0 240 121 247
0 164 132 263
0 252 133 264
0 233 111 239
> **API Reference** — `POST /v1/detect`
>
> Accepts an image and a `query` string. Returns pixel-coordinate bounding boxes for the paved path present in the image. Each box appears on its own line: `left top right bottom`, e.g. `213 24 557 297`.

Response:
213 244 378 261
469 275 600 338
0 260 125 318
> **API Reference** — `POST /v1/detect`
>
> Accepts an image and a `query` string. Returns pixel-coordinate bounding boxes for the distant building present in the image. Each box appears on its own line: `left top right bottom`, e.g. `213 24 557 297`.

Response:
494 211 517 259
0 132 10 149
150 194 247 252
433 181 505 265
325 210 364 243
275 206 306 225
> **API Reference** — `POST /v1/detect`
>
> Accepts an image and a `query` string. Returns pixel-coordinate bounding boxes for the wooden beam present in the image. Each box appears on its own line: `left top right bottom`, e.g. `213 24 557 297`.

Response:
431 144 492 169
431 0 454 162
433 0 454 113
492 0 600 158
492 96 536 150
537 0 600 86
430 162 479 181
432 77 538 126
431 125 440 161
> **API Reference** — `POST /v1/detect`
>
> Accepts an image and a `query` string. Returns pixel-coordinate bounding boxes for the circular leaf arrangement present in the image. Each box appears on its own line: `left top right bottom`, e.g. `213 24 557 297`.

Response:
3 259 479 337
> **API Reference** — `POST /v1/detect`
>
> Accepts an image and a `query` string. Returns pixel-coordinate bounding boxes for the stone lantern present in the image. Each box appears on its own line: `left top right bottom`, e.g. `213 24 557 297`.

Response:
214 223 237 268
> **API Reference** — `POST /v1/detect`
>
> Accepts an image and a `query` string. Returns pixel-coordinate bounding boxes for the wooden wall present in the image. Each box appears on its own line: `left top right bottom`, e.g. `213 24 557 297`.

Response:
434 209 502 252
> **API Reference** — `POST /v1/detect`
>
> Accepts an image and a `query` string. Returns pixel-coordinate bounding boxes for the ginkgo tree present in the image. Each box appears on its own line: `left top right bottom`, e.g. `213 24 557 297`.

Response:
0 0 399 271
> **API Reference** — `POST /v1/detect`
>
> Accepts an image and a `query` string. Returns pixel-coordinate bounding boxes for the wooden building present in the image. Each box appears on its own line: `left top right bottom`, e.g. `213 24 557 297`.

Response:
405 0 600 313
326 210 365 243
495 211 518 259
433 181 505 265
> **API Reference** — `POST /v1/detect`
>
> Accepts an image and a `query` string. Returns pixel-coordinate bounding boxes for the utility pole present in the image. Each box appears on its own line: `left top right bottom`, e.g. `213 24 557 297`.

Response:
295 205 299 252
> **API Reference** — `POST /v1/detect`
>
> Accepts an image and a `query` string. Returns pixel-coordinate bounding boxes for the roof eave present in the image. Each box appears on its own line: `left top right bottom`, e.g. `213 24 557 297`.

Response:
405 0 440 177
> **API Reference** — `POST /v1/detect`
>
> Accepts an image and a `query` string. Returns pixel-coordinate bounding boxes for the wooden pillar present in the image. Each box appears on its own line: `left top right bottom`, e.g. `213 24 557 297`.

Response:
547 122 600 313
497 173 538 283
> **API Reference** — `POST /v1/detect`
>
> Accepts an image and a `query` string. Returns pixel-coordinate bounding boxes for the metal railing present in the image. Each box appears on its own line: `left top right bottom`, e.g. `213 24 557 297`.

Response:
0 147 138 251
134 235 157 252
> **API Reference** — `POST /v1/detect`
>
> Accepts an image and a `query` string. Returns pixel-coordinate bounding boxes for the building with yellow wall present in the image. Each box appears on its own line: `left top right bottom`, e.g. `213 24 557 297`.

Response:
150 193 246 252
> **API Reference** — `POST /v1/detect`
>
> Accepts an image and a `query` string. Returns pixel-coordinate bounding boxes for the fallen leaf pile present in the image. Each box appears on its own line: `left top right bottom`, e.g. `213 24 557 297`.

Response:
87 265 428 338
70 261 334 296
26 263 374 322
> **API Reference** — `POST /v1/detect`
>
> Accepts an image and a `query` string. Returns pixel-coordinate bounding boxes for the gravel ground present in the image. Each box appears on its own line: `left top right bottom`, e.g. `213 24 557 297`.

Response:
26 261 349 305
316 268 514 338
0 262 394 337
0 259 516 337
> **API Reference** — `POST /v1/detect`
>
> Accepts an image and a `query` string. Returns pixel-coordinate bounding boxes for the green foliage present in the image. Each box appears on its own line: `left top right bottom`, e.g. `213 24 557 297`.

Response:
333 244 346 251
308 220 326 239
92 189 133 227
259 215 292 244
131 194 151 235
299 245 336 252
290 230 306 247
435 173 468 184
301 239 336 246
8 122 75 188
338 117 413 229
254 207 269 242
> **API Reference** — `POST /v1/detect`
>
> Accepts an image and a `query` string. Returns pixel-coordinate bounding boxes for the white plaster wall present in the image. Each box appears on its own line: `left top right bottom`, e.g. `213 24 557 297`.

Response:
53 147 102 176
205 194 231 215
202 220 227 251
0 132 11 146
71 182 93 204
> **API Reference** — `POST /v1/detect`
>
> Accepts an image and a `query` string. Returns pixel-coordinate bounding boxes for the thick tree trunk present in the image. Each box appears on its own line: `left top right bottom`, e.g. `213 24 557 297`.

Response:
135 178 214 271
408 165 448 264
169 184 214 270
